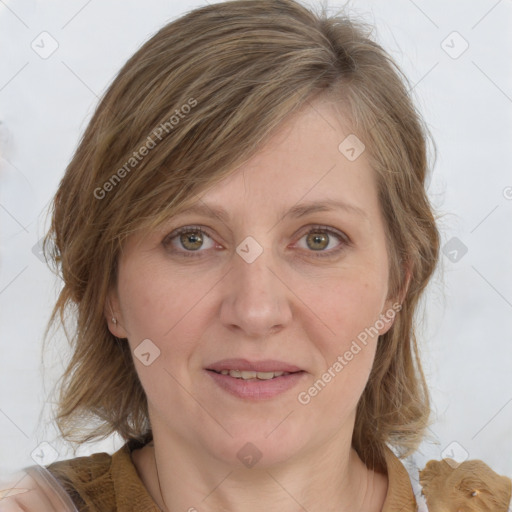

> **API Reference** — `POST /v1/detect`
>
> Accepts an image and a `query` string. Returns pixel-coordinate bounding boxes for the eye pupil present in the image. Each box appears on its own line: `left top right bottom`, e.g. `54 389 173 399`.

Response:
307 232 329 251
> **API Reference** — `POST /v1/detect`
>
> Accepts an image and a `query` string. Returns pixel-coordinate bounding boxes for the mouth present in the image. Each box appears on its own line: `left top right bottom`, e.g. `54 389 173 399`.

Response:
205 359 306 400
208 369 298 380
206 358 303 374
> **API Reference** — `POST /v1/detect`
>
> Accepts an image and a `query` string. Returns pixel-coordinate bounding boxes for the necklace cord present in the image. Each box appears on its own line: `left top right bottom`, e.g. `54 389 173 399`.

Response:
152 443 169 512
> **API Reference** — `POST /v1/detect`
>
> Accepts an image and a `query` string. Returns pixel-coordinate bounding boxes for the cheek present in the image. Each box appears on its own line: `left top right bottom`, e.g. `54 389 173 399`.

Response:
115 260 219 392
311 264 390 344
298 264 390 401
116 258 209 340
116 263 199 404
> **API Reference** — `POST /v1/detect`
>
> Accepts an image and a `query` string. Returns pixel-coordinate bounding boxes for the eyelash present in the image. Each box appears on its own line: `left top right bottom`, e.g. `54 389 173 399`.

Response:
162 224 351 259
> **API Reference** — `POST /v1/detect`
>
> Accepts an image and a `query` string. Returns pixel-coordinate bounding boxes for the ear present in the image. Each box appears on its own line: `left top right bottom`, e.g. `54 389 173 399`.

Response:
104 287 129 339
378 262 412 336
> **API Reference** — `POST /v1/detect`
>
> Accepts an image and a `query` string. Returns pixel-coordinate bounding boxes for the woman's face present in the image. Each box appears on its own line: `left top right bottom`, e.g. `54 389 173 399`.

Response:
108 98 399 467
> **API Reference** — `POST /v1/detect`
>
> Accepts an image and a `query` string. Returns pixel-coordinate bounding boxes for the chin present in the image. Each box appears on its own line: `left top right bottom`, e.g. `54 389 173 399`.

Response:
204 426 308 469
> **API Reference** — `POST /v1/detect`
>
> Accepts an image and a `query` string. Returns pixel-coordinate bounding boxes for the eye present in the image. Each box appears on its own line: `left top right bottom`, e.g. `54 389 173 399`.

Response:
162 224 351 259
162 225 218 257
294 225 350 258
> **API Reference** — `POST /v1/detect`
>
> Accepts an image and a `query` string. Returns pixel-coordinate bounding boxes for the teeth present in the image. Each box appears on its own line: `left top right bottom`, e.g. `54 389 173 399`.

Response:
218 369 289 380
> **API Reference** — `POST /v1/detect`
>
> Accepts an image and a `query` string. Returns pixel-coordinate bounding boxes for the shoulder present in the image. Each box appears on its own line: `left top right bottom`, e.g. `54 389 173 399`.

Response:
46 450 113 482
0 454 114 512
45 449 115 511
419 457 512 512
43 439 158 512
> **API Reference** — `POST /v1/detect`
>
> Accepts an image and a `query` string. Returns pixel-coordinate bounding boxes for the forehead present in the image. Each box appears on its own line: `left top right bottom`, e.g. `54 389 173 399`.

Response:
175 98 378 219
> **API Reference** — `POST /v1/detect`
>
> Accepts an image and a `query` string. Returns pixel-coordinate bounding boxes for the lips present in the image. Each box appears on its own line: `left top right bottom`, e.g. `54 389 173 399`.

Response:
214 369 290 380
205 358 306 399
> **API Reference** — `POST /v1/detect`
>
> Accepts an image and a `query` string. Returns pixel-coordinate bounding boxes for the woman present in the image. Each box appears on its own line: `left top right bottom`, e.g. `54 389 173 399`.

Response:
3 0 508 511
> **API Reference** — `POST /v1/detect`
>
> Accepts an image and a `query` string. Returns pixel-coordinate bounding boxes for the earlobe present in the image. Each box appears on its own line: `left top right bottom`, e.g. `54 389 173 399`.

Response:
104 293 129 339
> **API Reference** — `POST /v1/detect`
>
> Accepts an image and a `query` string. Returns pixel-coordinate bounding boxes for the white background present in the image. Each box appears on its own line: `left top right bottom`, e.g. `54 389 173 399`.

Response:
1 0 511 483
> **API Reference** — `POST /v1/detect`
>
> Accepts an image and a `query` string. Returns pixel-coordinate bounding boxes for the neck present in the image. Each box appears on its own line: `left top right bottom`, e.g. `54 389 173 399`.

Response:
133 429 387 512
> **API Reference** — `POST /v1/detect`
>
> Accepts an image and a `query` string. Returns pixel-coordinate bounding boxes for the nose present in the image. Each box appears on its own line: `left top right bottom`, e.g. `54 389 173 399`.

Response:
218 241 293 339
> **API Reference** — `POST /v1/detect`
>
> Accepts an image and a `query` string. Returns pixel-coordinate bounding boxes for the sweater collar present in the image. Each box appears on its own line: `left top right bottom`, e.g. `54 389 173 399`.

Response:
381 444 418 511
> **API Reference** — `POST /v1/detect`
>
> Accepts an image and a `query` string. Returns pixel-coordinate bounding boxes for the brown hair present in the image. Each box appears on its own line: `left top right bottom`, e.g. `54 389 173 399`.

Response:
44 0 439 473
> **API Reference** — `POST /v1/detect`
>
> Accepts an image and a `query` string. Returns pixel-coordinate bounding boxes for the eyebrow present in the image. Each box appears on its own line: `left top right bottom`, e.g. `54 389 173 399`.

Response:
173 199 367 223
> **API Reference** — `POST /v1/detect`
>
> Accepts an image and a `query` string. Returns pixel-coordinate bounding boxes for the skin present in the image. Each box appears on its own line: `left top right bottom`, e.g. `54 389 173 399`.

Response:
107 97 401 512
